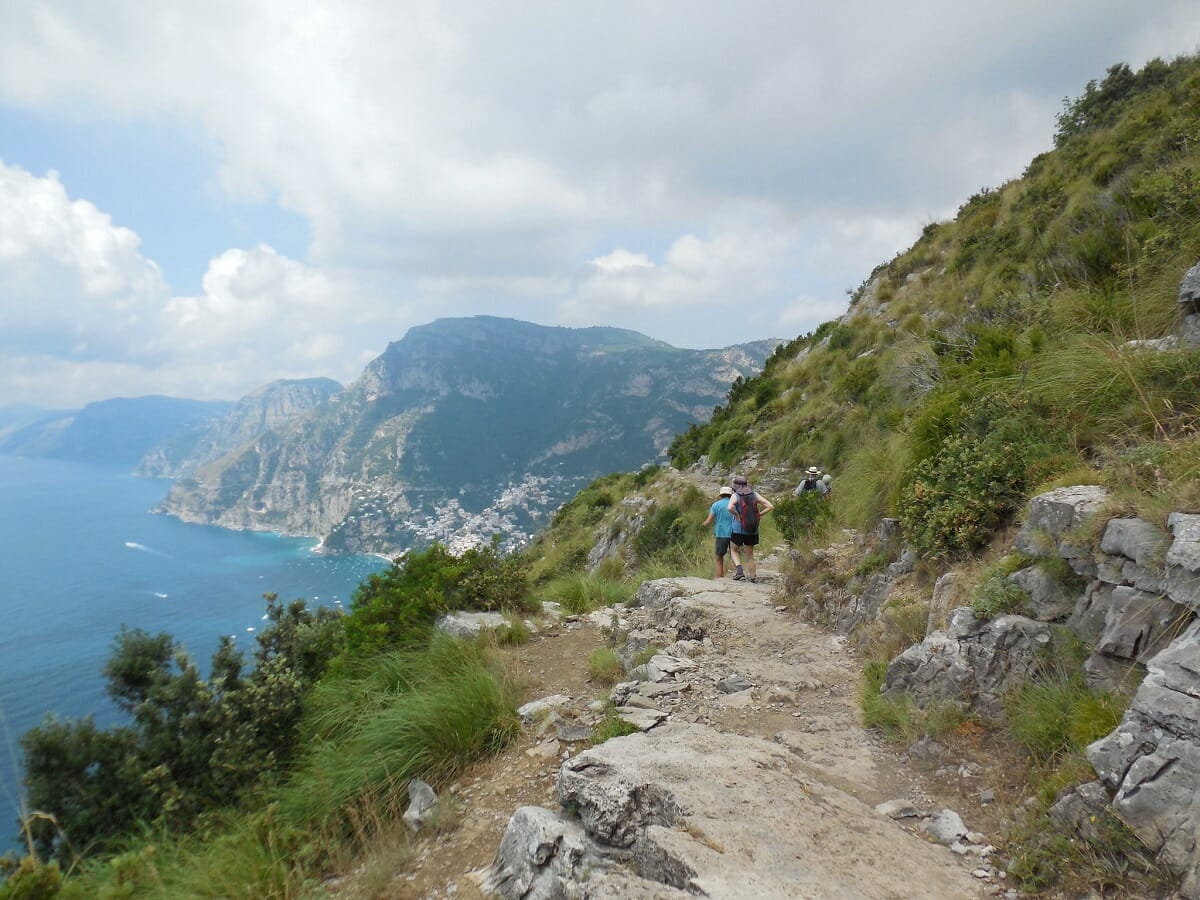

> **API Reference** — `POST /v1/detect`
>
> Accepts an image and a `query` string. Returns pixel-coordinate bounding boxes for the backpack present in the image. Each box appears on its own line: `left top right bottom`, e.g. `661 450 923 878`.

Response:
734 492 760 533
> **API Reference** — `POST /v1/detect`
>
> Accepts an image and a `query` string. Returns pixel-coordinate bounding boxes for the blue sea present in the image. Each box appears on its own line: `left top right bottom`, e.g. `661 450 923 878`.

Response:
0 456 387 846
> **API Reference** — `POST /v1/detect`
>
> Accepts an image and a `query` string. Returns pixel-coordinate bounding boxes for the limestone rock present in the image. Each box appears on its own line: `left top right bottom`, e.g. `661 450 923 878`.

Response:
1008 565 1079 622
1166 513 1200 611
635 579 688 610
519 694 573 725
1088 622 1200 892
1100 517 1167 568
482 805 605 899
402 778 438 832
883 610 1052 718
924 809 968 845
1014 485 1111 556
1049 781 1113 845
436 610 507 638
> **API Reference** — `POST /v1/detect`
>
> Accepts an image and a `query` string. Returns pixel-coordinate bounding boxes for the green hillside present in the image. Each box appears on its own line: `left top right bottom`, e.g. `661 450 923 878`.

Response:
668 56 1200 557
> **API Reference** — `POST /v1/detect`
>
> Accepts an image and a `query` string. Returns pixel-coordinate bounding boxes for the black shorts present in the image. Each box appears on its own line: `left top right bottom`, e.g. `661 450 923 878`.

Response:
714 536 731 556
730 532 759 547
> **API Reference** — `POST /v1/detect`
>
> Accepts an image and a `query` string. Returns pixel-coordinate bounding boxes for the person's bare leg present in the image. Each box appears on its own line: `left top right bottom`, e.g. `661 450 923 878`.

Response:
714 552 725 578
744 545 757 581
730 542 742 569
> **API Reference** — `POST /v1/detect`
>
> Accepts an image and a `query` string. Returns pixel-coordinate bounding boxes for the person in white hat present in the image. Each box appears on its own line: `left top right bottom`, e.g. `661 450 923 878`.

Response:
702 486 738 578
793 466 829 498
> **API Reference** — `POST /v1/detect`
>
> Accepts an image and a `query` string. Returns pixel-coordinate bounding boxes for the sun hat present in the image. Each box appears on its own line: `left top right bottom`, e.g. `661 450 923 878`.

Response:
719 486 734 497
731 475 753 495
806 466 821 476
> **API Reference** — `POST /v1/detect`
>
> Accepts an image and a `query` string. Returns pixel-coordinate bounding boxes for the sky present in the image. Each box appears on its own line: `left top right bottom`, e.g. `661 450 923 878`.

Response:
1 2 1198 408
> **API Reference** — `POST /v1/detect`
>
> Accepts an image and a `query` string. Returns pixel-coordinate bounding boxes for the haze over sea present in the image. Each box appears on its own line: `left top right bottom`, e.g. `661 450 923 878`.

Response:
0 455 386 844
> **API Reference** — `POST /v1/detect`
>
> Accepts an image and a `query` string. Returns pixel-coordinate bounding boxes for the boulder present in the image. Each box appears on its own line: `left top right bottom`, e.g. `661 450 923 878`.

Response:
1091 585 1185 663
1088 622 1200 894
1014 485 1111 557
635 579 688 610
481 805 607 900
1008 565 1079 622
436 610 507 638
883 610 1053 719
1048 781 1115 845
402 778 438 832
1166 513 1200 611
519 694 573 725
1100 517 1167 568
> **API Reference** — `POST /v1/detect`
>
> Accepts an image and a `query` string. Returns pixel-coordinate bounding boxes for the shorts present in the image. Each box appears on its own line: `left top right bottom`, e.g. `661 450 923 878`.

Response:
730 532 759 547
714 536 731 556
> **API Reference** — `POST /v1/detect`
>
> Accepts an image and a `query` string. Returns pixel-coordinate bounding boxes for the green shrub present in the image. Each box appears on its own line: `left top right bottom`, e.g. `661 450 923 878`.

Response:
1005 677 1125 764
772 493 832 546
589 713 640 745
971 574 1031 620
539 574 630 614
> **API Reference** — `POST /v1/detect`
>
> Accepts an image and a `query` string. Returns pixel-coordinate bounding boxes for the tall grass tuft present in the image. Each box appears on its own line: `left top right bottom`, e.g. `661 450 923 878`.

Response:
278 637 520 830
538 573 632 613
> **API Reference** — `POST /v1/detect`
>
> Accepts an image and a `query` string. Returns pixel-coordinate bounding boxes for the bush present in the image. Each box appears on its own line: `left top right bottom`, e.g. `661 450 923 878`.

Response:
1005 677 1125 764
772 493 832 545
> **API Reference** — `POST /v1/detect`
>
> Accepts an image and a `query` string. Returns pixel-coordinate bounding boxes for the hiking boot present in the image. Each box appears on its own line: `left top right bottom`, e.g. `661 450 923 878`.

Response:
732 566 746 581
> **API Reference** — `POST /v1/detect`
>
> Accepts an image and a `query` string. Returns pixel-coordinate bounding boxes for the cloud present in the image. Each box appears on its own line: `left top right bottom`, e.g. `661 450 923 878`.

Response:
0 163 410 406
3 2 1200 398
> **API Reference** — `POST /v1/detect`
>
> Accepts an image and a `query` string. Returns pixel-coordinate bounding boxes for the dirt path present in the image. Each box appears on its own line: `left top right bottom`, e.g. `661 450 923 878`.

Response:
369 567 1021 898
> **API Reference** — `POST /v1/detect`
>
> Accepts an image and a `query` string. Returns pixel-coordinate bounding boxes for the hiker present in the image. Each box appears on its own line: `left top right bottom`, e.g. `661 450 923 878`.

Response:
727 475 773 582
793 465 830 498
703 486 738 578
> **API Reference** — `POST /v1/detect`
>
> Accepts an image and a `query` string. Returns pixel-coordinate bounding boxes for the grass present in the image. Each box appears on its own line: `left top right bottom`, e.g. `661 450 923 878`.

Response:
537 573 632 614
587 648 625 685
589 712 640 745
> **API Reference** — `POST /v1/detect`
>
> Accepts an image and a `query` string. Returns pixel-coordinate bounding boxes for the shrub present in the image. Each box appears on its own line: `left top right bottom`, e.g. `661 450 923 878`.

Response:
539 574 630 614
1005 677 1125 764
772 493 832 546
971 574 1031 620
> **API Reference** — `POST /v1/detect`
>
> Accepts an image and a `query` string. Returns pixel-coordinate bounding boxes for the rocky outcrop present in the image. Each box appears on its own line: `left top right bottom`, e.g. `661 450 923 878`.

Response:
1088 621 1200 898
883 610 1053 718
1180 260 1200 349
486 723 985 899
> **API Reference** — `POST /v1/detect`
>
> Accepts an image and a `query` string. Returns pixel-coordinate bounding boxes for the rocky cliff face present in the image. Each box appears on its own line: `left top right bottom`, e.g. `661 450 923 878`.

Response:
158 317 778 556
137 378 342 477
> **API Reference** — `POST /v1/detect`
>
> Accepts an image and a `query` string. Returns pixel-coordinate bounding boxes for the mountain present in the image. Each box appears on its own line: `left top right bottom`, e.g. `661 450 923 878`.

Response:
0 396 233 466
158 317 779 555
137 378 343 477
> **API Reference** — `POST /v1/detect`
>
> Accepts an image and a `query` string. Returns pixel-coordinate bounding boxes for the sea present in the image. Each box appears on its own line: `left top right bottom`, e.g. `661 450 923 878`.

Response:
0 455 388 848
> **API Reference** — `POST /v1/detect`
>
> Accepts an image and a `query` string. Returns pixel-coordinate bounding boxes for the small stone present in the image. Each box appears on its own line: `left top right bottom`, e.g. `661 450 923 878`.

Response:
875 799 922 820
717 673 754 693
525 738 561 759
979 789 996 804
972 868 991 880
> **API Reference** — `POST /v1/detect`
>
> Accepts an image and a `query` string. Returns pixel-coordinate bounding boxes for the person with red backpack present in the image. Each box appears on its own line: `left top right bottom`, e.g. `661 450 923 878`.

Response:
726 475 774 582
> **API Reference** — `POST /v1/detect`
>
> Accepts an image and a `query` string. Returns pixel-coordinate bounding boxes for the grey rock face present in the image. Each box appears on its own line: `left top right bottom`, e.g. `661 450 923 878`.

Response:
1008 565 1079 622
1049 781 1115 845
1101 518 1167 568
1088 622 1200 895
402 778 438 832
1179 262 1200 350
482 805 606 900
635 579 688 611
1167 513 1200 611
1014 485 1111 557
883 610 1052 718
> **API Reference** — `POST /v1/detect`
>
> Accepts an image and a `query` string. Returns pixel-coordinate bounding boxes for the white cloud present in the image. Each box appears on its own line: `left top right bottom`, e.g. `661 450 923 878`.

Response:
2 2 1200 398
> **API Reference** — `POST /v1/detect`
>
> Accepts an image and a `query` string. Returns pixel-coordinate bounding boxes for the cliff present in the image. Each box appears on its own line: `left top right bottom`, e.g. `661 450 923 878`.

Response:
158 317 779 555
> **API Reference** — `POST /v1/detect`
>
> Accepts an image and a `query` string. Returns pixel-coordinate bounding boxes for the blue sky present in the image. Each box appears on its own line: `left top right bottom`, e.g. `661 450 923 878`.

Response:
1 1 1198 407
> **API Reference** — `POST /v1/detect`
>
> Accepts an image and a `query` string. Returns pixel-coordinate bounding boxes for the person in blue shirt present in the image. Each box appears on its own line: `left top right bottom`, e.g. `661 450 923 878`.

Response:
703 486 738 578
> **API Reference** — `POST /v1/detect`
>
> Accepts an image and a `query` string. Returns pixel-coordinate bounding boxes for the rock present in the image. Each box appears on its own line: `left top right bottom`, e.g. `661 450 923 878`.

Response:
877 518 901 542
1166 513 1200 610
1088 621 1200 891
978 790 995 804
1179 260 1200 309
929 570 968 633
1008 565 1079 622
1073 583 1187 664
622 694 662 711
907 737 948 761
887 549 918 577
884 610 1053 719
526 739 562 759
480 805 605 899
436 610 508 638
635 579 688 610
402 778 438 832
615 707 668 731
641 654 699 682
716 673 754 694
716 688 754 708
924 809 968 845
1183 313 1200 350
661 639 703 658
1014 485 1111 556
875 799 923 820
1049 780 1113 844
519 694 573 725
1100 517 1167 568
586 608 622 629
1081 652 1142 693
541 600 564 619
556 724 595 743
